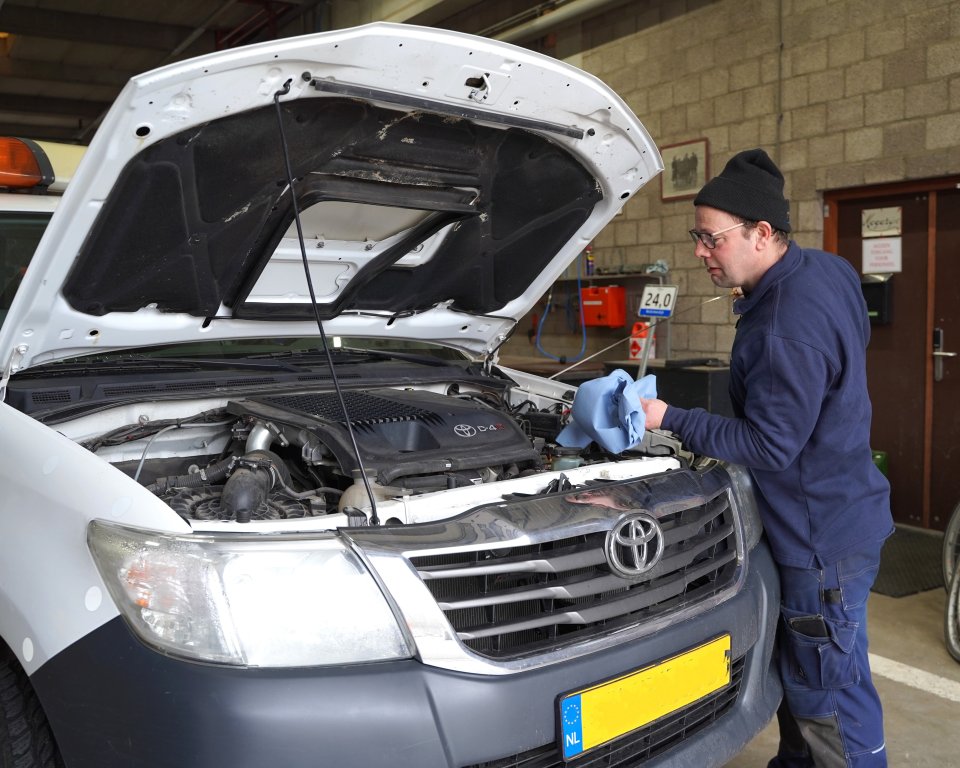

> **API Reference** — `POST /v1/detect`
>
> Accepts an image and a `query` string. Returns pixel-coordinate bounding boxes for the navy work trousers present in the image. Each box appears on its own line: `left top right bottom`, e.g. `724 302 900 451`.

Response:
769 541 887 768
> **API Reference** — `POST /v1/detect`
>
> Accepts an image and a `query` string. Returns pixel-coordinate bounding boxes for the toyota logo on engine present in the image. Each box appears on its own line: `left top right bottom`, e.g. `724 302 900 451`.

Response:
454 423 505 437
605 512 664 578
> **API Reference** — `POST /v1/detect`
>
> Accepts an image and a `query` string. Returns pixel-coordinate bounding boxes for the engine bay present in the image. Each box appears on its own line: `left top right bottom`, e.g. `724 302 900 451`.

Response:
48 372 628 527
140 385 552 525
7 339 686 530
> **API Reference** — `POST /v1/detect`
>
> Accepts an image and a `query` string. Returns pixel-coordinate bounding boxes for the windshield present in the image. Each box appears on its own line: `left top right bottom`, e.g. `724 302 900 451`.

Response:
0 212 51 330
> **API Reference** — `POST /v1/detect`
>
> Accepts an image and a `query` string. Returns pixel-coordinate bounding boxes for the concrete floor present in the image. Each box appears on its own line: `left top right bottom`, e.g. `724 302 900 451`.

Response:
724 587 960 767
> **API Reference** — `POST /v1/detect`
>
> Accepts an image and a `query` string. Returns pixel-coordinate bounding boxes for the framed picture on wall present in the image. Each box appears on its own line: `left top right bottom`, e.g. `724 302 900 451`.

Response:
660 138 709 201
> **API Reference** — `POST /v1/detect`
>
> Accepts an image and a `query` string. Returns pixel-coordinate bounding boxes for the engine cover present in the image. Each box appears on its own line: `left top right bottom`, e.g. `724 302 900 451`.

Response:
228 388 540 484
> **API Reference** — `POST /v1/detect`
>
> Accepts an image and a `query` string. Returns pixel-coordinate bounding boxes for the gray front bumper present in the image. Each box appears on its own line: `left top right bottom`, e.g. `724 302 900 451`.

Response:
33 540 780 768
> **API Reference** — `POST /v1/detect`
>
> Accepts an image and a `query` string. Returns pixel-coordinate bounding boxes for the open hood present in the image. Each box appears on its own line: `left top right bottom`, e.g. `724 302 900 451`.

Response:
1 22 661 378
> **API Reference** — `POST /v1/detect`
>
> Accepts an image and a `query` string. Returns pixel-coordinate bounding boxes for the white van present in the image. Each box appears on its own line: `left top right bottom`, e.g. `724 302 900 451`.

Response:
0 23 779 768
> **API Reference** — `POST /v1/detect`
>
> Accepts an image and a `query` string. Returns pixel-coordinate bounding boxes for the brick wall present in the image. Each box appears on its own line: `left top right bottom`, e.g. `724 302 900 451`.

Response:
500 0 960 362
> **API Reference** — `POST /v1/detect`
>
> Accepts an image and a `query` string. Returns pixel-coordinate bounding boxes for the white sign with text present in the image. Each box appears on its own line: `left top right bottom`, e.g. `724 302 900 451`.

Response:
638 284 678 318
862 237 902 273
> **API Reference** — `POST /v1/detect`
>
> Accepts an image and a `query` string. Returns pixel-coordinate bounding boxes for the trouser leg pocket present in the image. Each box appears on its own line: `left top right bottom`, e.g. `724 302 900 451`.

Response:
779 605 860 693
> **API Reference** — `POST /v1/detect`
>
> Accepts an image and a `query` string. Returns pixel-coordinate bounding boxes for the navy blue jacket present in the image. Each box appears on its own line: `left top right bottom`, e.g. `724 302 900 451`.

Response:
662 242 893 568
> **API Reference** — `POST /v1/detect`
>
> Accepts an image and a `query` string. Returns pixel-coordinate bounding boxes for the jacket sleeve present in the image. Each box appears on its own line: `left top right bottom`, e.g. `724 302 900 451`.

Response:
661 334 835 471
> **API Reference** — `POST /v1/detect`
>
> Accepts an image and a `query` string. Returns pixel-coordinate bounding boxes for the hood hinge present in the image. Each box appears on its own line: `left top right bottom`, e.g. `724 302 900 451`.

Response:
0 344 28 401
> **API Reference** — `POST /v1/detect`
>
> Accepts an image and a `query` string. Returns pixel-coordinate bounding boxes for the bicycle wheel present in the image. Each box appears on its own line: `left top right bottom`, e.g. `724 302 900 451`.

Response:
946 560 960 663
943 501 960 591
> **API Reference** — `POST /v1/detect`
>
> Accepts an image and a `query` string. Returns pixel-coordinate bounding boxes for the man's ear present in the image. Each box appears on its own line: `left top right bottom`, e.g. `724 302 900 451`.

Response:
754 220 774 248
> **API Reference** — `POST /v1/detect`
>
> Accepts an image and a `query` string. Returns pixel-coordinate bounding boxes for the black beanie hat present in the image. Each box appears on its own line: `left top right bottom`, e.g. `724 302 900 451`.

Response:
693 148 791 232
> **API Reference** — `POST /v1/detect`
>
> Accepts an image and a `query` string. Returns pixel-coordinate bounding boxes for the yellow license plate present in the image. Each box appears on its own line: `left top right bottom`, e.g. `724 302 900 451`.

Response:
558 635 731 760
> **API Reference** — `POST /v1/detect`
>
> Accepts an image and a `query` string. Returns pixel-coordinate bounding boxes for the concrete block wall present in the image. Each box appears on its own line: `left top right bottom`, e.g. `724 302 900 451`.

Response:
502 0 960 362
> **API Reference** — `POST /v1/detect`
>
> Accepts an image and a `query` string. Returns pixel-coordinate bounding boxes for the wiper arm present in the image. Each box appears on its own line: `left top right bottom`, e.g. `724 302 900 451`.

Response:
25 354 305 376
247 348 366 364
135 355 306 372
339 347 452 367
248 347 450 368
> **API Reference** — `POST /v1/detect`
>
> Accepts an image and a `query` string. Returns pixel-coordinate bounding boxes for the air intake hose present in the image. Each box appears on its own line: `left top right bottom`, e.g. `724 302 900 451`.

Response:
221 450 291 523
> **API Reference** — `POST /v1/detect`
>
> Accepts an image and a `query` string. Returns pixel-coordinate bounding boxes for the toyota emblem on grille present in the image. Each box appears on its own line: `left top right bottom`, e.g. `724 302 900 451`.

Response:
605 512 664 578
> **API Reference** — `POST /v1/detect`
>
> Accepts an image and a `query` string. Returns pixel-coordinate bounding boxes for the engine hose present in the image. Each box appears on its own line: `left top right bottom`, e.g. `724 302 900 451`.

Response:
146 458 235 495
222 450 291 523
222 466 271 524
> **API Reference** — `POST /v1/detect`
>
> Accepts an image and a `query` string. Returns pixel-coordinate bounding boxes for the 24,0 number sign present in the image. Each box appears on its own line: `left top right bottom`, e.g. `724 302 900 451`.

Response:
638 284 678 318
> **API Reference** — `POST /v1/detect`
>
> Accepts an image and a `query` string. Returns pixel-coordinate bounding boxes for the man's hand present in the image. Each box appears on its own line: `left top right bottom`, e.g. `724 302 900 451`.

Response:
640 398 668 431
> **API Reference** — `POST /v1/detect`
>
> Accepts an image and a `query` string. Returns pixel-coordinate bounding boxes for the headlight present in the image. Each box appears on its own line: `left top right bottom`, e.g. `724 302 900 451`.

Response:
87 520 412 667
722 462 764 550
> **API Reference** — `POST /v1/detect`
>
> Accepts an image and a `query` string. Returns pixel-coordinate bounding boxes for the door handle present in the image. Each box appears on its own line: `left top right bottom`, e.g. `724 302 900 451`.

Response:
933 327 956 381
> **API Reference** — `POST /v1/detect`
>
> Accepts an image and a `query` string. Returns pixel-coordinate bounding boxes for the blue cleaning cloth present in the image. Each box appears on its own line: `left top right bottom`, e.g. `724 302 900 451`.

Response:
556 370 657 454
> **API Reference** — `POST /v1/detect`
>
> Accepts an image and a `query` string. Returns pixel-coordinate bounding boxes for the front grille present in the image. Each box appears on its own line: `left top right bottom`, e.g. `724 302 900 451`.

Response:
463 656 745 768
409 490 738 659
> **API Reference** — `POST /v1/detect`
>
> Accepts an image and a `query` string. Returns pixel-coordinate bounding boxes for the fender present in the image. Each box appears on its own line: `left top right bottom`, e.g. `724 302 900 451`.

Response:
0 401 190 674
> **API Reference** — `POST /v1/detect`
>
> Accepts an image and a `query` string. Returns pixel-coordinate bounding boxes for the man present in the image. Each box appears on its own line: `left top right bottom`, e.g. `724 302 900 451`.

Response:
640 149 894 768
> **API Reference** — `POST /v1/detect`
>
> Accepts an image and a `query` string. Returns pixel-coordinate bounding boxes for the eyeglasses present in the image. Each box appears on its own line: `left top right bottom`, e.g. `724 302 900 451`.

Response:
688 222 746 249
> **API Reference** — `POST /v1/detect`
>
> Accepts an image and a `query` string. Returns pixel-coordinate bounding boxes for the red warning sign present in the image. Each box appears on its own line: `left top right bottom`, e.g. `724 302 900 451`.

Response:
629 322 655 360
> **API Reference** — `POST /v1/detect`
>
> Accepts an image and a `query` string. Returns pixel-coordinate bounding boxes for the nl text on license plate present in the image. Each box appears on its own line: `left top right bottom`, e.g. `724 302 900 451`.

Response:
557 634 731 761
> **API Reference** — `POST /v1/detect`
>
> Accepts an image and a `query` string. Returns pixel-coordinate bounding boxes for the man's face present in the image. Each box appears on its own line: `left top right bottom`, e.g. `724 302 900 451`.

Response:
692 206 761 291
